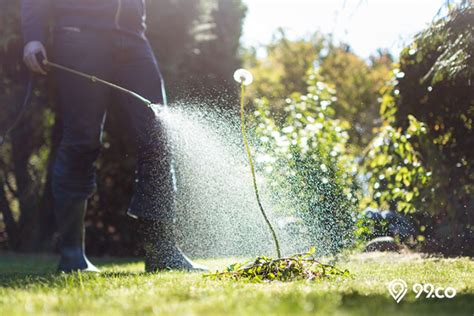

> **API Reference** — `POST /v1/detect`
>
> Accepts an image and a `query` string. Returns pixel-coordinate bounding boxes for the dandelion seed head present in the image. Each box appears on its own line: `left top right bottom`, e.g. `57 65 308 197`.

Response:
233 68 254 86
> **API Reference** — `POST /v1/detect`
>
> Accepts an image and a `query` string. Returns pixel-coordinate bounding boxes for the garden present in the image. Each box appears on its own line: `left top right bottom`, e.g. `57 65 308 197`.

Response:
0 0 473 315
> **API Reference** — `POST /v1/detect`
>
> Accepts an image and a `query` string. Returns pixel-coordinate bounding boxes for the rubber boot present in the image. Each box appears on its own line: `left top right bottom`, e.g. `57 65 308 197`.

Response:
55 199 100 273
139 219 208 272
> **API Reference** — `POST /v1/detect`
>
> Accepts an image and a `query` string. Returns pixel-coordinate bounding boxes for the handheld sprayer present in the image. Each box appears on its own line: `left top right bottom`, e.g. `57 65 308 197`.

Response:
0 53 160 145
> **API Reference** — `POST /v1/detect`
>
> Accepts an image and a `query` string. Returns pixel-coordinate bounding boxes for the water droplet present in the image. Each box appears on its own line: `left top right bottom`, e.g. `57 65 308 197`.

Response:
396 71 405 78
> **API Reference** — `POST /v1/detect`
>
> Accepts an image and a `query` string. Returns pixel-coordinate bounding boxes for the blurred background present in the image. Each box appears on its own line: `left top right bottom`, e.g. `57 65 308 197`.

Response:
0 0 472 257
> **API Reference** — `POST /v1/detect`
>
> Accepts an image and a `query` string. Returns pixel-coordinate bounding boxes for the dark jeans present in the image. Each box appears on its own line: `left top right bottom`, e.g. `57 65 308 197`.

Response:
51 27 176 221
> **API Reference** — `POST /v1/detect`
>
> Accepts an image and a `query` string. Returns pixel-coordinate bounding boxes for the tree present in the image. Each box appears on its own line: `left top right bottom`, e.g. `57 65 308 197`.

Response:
182 0 247 101
364 1 473 255
145 0 201 98
246 31 325 115
319 48 393 148
246 33 392 150
0 0 58 251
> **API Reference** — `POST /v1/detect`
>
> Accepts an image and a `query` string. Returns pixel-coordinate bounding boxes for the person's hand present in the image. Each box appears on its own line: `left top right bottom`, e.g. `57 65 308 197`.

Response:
23 41 48 75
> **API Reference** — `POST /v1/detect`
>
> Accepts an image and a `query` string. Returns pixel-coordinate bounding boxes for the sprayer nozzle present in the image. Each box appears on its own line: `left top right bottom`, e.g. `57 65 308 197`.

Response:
150 103 167 118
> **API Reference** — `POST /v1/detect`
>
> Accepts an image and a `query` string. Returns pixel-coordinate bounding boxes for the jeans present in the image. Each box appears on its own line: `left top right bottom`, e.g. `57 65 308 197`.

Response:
51 27 176 221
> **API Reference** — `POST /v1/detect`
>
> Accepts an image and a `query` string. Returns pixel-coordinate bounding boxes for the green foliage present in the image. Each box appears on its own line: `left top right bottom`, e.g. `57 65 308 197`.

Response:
363 78 433 214
416 2 473 85
254 70 358 254
246 31 326 113
363 2 473 255
0 1 20 50
395 3 473 217
319 49 393 148
354 213 390 242
0 0 57 251
246 33 392 149
204 247 349 282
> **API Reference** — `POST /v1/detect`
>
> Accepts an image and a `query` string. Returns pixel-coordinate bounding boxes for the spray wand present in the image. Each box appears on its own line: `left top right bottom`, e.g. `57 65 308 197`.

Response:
234 69 282 258
0 54 159 145
42 57 154 107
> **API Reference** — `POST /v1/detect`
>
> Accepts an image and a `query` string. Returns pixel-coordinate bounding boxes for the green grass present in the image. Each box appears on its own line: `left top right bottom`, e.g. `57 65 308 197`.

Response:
0 252 472 315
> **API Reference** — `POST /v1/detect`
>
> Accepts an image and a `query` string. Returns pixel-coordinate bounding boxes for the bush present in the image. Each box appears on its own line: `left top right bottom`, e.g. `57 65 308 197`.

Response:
253 71 358 255
363 2 474 255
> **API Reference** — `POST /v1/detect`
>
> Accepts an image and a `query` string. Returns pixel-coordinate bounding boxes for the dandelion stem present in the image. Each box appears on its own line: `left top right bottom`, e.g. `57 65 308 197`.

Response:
240 83 281 258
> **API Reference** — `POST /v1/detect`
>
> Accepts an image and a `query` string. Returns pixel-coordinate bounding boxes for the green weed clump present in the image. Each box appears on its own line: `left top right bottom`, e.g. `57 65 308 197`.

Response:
204 247 349 282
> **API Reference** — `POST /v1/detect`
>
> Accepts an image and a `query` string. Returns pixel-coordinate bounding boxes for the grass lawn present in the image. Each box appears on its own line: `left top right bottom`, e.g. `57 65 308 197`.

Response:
0 252 472 315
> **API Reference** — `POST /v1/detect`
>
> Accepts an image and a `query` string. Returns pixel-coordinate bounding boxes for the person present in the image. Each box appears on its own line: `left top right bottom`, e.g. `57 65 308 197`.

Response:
21 0 207 272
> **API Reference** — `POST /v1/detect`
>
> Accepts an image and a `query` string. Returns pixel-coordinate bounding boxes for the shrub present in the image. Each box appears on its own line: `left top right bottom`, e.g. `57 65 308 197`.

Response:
253 71 358 254
363 1 474 255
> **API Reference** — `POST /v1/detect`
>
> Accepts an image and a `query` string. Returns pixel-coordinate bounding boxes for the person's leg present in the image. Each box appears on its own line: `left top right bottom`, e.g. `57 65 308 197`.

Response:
111 32 174 221
51 28 113 272
113 33 206 271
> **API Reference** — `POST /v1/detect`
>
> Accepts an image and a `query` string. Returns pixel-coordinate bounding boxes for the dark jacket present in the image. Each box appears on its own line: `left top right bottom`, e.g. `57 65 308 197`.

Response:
21 0 146 44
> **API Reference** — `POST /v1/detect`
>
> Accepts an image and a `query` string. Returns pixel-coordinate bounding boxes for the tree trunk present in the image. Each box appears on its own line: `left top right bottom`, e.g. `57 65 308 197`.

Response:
0 178 19 249
10 113 42 251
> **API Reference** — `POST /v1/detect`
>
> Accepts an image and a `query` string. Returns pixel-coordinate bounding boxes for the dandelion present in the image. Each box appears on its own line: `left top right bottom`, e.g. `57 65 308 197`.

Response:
233 68 254 86
235 68 281 258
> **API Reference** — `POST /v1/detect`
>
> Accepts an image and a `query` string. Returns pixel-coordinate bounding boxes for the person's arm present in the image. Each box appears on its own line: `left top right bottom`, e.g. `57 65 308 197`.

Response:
21 0 51 74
